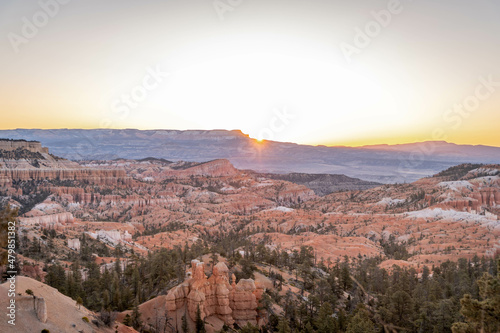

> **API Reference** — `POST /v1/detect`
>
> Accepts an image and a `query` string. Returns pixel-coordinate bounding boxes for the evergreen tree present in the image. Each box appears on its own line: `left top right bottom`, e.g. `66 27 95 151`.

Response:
181 313 188 333
239 322 259 333
315 302 337 333
123 314 131 327
346 306 376 333
301 322 314 333
341 262 352 291
337 308 347 332
131 296 142 331
277 317 291 333
390 289 413 327
195 305 206 333
452 259 500 333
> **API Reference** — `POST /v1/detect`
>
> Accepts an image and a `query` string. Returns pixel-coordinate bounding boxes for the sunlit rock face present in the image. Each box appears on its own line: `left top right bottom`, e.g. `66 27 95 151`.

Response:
166 261 264 327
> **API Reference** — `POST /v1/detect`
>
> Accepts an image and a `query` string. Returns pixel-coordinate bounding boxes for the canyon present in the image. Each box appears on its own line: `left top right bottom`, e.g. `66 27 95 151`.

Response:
2 140 499 269
1 138 500 331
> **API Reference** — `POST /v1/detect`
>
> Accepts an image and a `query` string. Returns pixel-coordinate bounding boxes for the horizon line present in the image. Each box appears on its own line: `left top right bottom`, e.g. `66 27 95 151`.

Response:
1 127 499 149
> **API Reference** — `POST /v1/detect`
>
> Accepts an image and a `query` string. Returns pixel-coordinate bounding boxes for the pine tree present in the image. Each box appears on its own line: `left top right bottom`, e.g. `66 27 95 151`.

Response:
337 308 347 332
210 251 218 268
452 259 500 333
239 322 260 333
181 313 188 333
132 266 140 297
346 305 376 333
102 290 110 309
340 262 352 291
195 305 206 333
315 302 337 333
114 258 122 275
123 314 131 326
391 289 413 326
131 296 142 330
301 322 314 333
277 317 291 333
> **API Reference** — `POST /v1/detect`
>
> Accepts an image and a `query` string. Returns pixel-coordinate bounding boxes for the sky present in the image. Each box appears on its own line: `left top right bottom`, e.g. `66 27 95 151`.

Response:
0 0 499 147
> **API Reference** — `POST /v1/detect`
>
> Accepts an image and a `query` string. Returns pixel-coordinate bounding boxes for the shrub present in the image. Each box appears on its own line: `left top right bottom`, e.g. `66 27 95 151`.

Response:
82 316 89 323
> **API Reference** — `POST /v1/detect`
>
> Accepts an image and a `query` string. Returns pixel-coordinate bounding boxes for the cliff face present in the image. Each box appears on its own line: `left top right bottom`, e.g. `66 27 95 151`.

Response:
19 212 75 228
0 140 131 187
0 139 49 153
166 261 264 328
0 168 131 185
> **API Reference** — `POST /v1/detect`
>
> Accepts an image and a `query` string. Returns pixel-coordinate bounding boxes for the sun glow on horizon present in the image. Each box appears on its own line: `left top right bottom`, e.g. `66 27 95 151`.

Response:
1 1 499 147
149 51 398 145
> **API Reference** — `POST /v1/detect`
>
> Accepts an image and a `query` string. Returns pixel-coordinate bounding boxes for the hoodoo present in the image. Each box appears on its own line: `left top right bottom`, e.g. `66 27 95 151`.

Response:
166 260 265 328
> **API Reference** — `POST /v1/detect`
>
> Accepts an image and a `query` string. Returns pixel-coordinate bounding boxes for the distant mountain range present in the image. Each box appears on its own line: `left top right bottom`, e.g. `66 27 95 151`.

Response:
1 128 499 183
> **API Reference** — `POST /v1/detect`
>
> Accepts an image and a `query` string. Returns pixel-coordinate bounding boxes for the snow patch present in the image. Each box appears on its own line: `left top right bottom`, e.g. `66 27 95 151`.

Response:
33 202 62 213
377 197 405 206
438 180 472 192
267 206 295 212
468 168 500 177
404 208 498 223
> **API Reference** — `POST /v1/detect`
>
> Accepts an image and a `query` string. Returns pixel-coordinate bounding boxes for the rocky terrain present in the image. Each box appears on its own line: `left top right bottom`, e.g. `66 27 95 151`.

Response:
0 141 500 272
1 141 498 269
2 129 500 183
1 139 499 332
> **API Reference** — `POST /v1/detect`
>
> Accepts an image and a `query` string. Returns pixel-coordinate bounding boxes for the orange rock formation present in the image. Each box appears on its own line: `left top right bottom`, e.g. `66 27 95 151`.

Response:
166 261 264 327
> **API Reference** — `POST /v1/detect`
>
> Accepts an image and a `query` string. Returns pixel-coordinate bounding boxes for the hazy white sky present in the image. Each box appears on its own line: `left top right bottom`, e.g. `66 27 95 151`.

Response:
1 0 499 146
